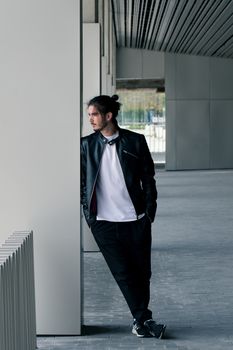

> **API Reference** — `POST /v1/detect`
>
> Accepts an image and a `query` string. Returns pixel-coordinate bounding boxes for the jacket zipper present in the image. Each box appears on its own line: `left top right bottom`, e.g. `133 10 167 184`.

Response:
123 149 139 159
122 149 142 219
89 143 107 210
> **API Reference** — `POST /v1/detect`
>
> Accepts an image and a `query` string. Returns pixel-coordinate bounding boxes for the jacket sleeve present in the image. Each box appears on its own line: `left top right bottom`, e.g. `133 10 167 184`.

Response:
139 135 157 222
80 140 90 224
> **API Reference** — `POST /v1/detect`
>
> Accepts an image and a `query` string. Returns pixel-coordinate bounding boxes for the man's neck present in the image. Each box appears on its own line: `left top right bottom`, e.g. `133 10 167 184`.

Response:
100 123 118 137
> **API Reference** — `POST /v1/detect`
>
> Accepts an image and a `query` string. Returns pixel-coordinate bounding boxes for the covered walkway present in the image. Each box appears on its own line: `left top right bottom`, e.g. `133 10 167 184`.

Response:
38 169 233 349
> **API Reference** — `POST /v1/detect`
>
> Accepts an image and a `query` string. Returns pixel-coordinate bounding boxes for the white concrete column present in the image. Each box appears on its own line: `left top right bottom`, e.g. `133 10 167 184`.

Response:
0 0 82 334
82 23 100 251
81 0 116 251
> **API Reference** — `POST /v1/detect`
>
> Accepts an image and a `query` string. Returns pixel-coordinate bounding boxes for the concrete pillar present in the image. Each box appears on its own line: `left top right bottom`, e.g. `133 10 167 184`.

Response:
0 0 82 334
82 0 116 251
82 23 100 251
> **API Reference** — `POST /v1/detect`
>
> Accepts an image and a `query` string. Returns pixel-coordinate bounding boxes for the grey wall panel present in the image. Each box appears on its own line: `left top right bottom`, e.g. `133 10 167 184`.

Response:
210 58 233 99
83 0 96 22
116 48 164 80
176 101 210 170
210 101 233 168
101 56 108 93
165 52 233 170
176 54 210 100
165 100 176 170
116 48 142 79
165 53 176 100
142 50 164 79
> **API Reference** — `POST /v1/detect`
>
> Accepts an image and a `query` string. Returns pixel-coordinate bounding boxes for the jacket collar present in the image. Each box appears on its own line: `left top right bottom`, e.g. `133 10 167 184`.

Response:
97 127 121 144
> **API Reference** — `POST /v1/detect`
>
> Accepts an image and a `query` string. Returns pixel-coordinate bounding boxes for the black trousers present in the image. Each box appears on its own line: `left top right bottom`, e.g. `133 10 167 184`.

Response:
90 215 153 323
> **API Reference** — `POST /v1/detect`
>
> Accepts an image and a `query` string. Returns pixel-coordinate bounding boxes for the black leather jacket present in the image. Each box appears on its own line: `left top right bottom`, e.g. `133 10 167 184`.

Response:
81 128 157 226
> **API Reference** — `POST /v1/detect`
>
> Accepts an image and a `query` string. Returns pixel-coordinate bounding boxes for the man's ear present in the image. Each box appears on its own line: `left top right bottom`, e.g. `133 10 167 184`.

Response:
106 112 113 121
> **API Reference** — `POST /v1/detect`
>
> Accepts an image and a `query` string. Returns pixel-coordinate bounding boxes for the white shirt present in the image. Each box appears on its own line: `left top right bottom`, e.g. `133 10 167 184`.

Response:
96 132 139 222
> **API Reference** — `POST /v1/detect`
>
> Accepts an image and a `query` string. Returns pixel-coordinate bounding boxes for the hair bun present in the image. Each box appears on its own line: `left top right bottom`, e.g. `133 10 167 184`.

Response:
111 94 119 101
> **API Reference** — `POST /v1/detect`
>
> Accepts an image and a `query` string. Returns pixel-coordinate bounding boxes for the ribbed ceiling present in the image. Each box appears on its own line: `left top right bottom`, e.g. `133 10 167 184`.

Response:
111 0 233 59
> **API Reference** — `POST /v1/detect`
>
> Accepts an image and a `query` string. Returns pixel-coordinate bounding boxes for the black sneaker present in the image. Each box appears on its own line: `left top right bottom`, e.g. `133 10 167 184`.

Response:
144 319 166 338
132 320 151 338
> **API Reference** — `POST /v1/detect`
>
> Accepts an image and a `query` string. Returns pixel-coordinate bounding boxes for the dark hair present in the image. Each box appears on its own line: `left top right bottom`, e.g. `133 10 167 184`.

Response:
87 95 121 121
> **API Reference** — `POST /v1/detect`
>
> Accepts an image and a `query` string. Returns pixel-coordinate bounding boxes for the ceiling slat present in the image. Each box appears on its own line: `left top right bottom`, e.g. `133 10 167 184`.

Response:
160 0 190 51
151 0 169 50
138 0 154 48
146 0 161 49
218 37 233 57
177 0 215 53
191 0 233 55
155 0 180 51
129 0 134 47
111 0 233 59
142 0 158 49
167 0 199 52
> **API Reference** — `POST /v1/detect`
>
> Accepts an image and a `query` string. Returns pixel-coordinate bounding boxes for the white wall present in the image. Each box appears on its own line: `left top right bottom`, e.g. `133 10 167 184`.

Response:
0 0 82 334
165 53 233 170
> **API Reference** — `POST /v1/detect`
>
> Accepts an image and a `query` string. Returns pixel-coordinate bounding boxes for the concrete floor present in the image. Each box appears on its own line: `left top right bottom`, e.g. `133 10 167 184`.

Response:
37 169 233 349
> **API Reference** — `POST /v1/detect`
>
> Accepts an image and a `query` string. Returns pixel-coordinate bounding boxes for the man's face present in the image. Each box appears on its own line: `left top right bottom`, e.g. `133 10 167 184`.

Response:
88 105 108 132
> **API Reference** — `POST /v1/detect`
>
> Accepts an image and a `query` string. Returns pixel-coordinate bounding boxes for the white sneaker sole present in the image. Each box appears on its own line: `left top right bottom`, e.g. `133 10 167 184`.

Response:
149 324 166 339
132 328 146 338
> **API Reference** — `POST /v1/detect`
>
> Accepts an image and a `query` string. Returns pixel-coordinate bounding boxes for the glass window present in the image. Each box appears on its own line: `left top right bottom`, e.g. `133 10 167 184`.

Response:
116 88 166 164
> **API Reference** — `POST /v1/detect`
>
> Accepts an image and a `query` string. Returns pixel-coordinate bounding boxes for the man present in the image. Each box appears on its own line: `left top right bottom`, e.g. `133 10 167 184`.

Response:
81 94 166 338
